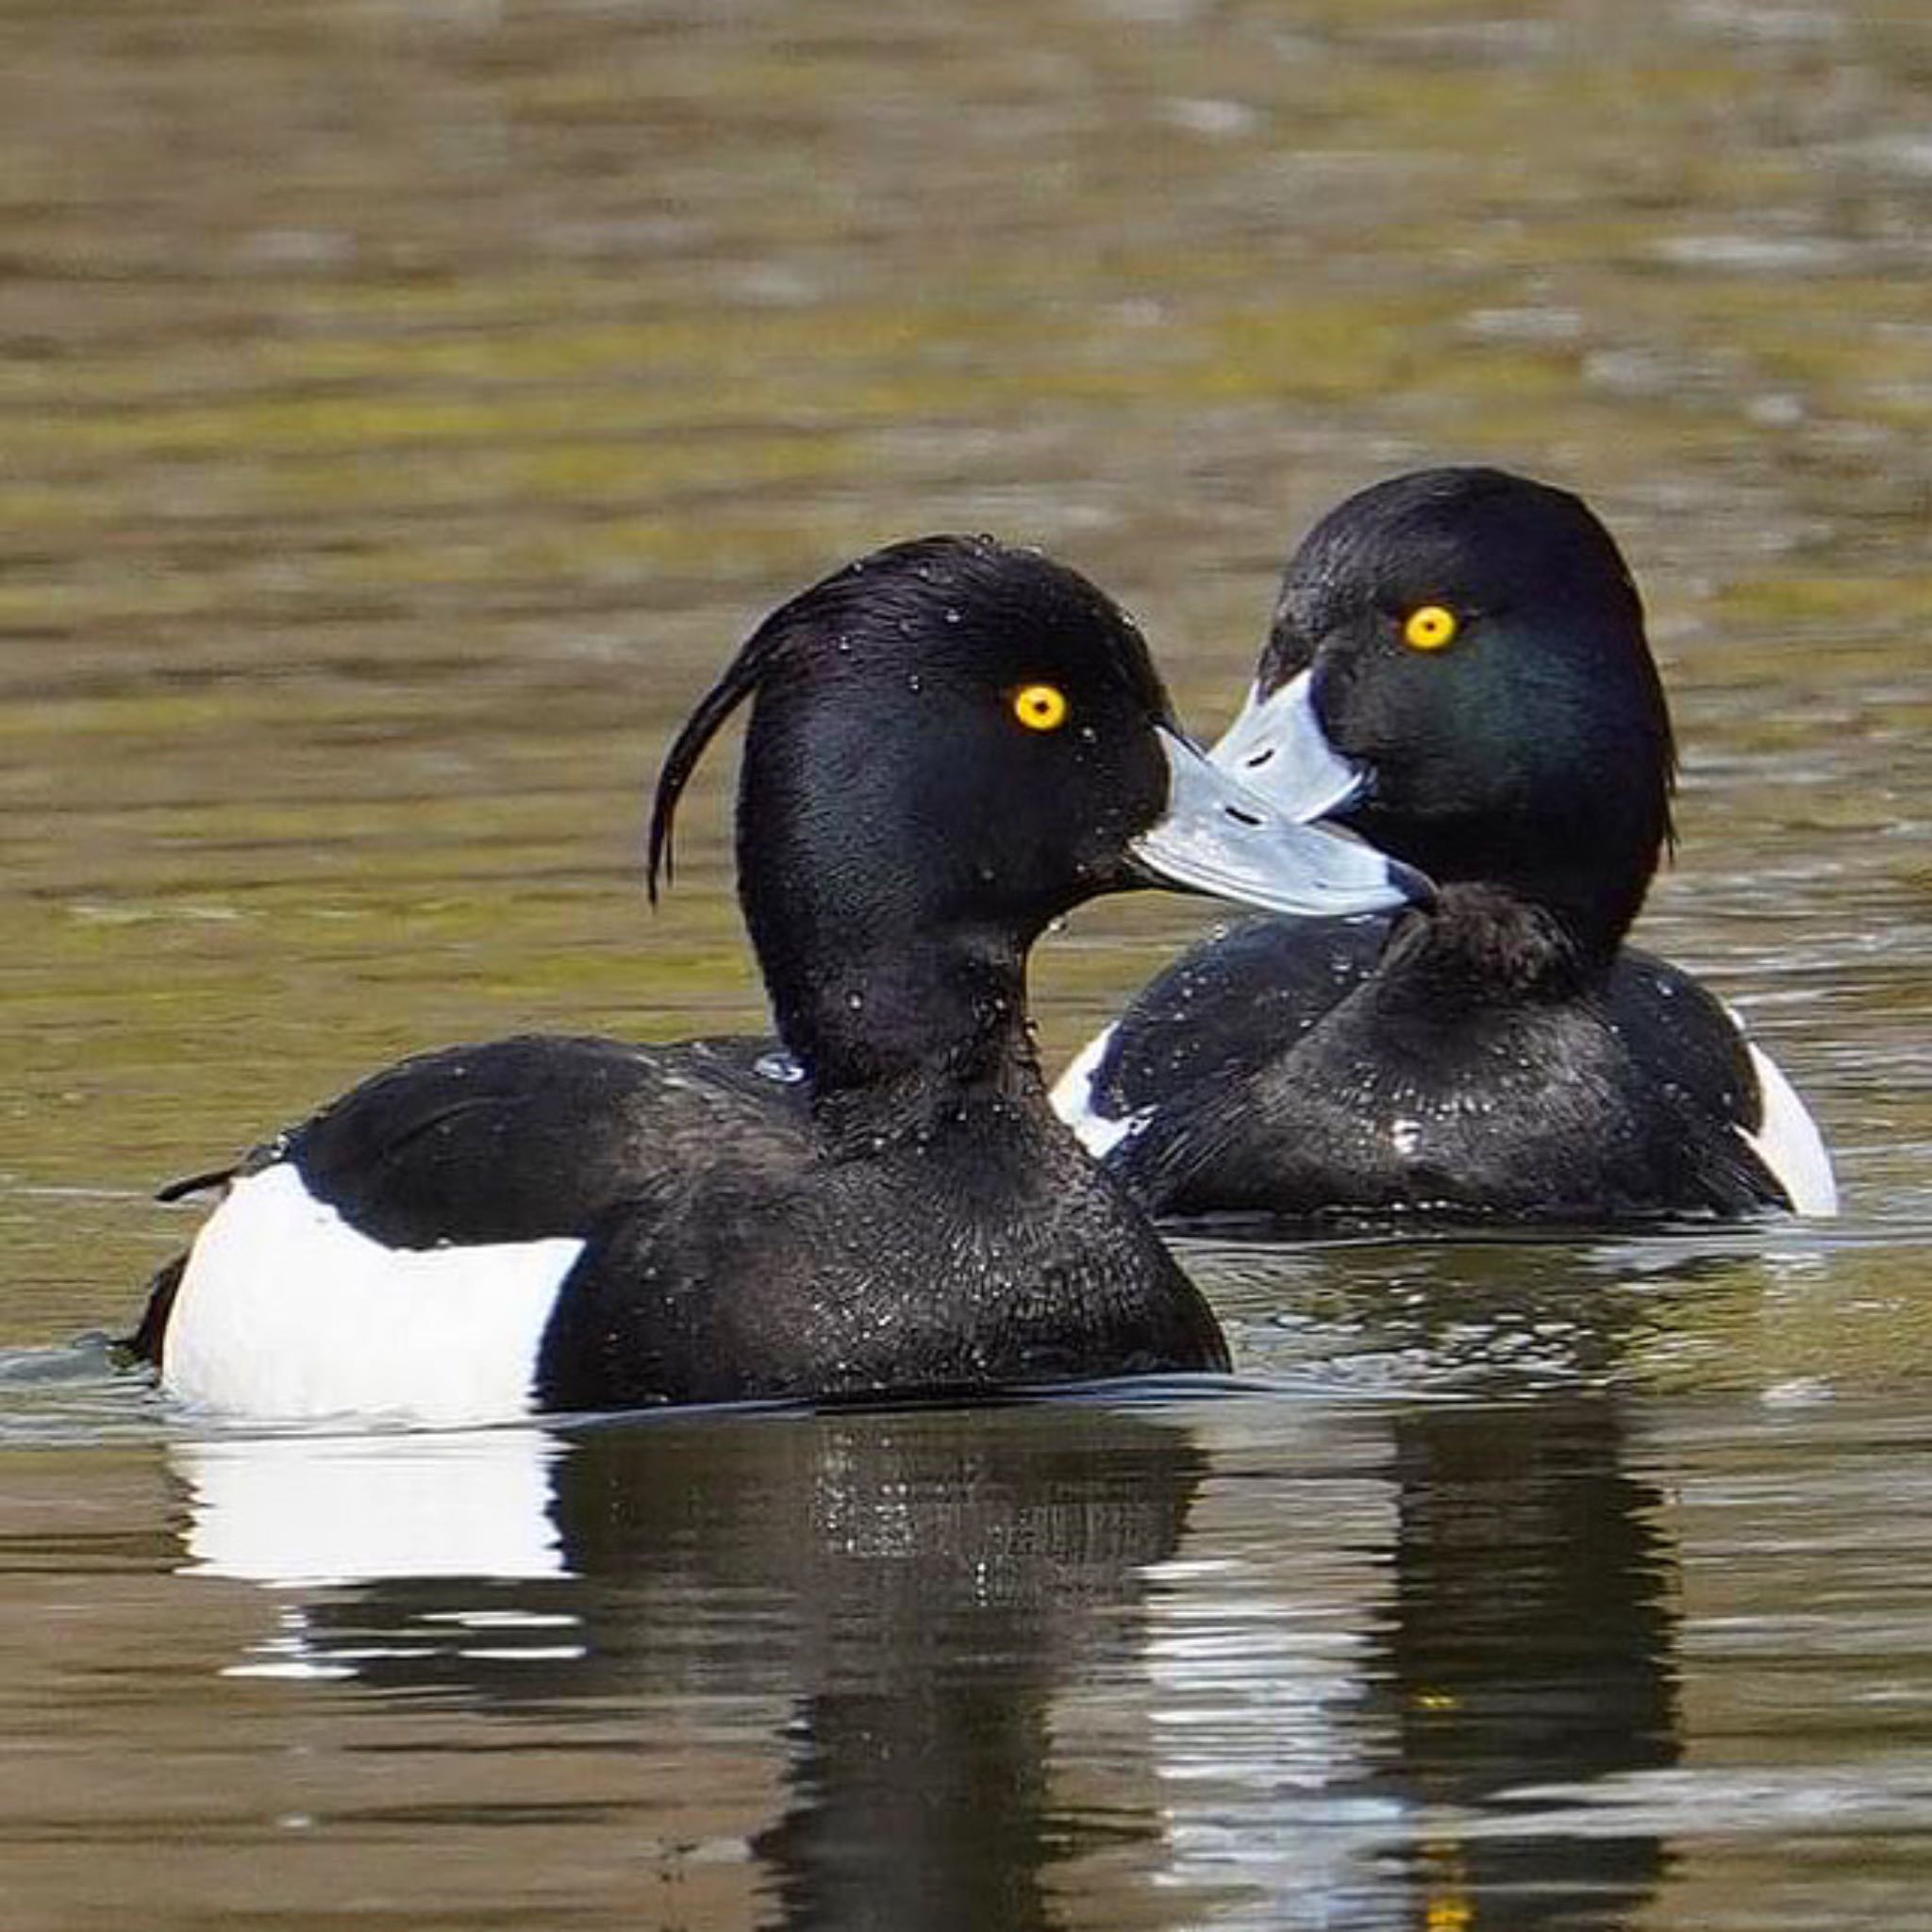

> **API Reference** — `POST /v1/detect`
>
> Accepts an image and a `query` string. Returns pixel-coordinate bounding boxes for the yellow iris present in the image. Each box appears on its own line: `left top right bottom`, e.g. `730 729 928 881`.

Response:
1403 605 1459 651
1011 683 1070 731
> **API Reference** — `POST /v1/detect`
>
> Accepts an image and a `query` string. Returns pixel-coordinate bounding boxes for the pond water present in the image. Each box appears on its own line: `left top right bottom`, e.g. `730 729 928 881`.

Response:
4 1 1931 1926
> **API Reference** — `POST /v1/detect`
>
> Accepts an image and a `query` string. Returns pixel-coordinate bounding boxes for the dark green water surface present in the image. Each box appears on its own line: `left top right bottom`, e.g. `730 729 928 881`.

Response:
3 3 1930 1927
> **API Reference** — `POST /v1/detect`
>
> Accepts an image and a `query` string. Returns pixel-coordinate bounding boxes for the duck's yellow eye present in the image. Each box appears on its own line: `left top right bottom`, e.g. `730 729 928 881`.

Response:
1403 605 1459 652
1011 683 1070 732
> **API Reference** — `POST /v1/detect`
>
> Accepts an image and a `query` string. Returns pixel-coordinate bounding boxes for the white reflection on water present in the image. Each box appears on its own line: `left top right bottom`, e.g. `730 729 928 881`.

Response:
175 1425 570 1587
1140 1459 1406 1931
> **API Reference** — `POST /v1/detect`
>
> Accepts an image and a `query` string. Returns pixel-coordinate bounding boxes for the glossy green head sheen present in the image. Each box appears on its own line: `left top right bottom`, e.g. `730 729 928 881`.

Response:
1237 468 1675 953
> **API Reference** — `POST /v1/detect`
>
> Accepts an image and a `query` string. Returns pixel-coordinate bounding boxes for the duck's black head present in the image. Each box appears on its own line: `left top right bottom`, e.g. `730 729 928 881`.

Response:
1219 468 1675 958
651 535 1420 1091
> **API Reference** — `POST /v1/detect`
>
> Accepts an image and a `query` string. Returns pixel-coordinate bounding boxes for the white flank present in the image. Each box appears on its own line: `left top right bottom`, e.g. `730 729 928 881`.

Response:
1740 1039 1839 1216
163 1165 586 1424
1051 1024 1152 1158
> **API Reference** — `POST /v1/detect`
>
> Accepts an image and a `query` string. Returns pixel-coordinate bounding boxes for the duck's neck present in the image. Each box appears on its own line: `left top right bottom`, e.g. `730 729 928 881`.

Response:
1360 796 1657 992
734 694 1053 1130
759 919 1045 1124
1383 880 1619 1001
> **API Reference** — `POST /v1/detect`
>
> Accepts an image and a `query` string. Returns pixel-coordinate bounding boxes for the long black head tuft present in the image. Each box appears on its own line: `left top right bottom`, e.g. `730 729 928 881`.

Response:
646 535 1173 907
646 535 1191 1084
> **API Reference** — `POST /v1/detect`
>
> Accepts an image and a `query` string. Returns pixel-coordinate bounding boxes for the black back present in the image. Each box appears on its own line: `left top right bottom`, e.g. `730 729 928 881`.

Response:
1090 912 1785 1224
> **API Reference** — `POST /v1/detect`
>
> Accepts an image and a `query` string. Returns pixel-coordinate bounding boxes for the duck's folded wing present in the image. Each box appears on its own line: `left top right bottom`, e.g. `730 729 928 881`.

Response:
1053 913 1389 1181
1610 951 1837 1216
128 1033 807 1371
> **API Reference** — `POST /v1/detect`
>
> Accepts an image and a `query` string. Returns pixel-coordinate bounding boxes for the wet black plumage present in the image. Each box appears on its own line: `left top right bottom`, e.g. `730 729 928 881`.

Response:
137 536 1281 1410
1062 469 1826 1224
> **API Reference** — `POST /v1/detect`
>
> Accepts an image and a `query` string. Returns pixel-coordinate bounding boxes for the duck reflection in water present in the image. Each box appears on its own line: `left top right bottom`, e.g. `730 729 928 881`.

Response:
173 1365 1683 1932
173 1402 1208 1931
1374 1395 1680 1932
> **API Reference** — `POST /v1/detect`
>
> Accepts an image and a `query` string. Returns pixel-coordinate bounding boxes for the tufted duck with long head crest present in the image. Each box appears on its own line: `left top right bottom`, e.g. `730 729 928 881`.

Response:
132 533 1425 1421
